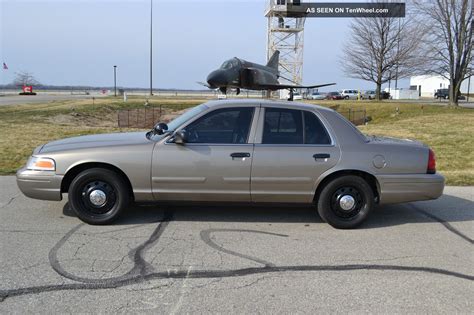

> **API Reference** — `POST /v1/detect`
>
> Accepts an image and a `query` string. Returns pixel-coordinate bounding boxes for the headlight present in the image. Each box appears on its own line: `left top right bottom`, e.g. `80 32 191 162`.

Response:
27 156 56 171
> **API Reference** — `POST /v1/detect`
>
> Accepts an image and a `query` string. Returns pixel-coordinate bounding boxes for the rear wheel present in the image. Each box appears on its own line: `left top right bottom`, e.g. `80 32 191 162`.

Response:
68 168 130 225
317 175 374 229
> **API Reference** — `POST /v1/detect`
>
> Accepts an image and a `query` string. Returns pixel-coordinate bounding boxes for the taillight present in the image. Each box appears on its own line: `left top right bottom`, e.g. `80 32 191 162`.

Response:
427 148 436 174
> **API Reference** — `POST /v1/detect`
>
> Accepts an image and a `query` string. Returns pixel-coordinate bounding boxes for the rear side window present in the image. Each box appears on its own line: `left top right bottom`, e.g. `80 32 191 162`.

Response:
303 111 331 144
262 108 331 145
263 108 303 144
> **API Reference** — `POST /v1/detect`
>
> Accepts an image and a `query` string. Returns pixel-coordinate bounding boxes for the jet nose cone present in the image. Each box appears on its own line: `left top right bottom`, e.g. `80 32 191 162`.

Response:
207 70 227 88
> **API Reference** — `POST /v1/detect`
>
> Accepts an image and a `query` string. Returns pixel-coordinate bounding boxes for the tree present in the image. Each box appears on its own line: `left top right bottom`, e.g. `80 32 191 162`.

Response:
341 10 422 100
414 0 473 106
13 71 40 87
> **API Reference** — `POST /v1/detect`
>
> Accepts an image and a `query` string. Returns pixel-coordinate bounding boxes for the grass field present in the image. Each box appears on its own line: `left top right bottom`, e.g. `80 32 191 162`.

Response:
0 96 472 185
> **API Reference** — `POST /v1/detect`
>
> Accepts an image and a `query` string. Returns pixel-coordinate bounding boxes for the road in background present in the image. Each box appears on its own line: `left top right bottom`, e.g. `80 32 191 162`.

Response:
1 92 473 108
0 176 472 313
0 94 106 106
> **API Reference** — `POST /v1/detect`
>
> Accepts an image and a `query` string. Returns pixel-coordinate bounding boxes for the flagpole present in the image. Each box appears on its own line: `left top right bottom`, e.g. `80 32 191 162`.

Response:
149 0 153 96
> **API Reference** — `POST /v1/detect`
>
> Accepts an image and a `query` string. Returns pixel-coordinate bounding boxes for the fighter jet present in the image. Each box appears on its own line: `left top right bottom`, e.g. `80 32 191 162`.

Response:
200 50 335 100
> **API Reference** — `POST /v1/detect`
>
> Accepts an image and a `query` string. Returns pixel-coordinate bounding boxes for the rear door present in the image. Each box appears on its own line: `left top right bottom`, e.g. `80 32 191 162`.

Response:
251 106 340 203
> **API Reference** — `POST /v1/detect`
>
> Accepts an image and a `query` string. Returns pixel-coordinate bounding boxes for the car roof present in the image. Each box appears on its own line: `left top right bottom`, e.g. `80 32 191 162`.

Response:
203 98 334 113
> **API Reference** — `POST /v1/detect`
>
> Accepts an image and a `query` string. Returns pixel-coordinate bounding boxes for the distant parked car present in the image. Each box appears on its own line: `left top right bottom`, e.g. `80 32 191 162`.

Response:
434 89 449 99
340 89 359 100
434 89 465 100
326 92 343 100
293 92 303 100
361 90 376 100
308 92 326 100
381 91 391 99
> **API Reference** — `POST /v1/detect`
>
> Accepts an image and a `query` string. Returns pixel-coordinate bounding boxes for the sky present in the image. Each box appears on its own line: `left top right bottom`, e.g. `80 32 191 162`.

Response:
0 0 408 91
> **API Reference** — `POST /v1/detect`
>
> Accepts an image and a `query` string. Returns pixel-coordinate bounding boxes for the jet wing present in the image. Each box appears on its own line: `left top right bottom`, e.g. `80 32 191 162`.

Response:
258 82 336 90
197 81 212 88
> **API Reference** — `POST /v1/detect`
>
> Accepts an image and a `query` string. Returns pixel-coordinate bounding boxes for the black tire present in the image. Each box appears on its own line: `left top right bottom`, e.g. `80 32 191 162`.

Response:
344 96 349 100
317 175 374 229
68 168 130 225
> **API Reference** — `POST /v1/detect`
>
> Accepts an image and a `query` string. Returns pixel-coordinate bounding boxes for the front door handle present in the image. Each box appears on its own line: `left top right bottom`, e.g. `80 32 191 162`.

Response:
230 152 251 158
313 153 330 159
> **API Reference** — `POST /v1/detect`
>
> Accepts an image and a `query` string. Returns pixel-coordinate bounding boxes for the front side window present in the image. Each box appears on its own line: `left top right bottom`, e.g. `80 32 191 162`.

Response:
185 107 254 144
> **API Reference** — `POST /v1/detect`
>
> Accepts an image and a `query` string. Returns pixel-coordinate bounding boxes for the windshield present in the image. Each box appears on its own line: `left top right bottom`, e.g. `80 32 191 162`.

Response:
167 104 208 131
221 60 233 69
147 104 208 139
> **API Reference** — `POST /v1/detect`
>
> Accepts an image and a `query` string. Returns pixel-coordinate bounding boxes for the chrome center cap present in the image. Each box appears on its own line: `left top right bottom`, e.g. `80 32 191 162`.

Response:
89 190 107 206
339 195 355 211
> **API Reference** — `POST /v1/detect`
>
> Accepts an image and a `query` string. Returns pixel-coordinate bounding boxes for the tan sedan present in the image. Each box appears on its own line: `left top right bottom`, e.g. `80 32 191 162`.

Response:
17 100 444 228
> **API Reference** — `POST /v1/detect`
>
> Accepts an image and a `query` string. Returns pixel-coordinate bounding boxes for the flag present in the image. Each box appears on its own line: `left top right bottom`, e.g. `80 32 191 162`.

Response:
2 62 7 70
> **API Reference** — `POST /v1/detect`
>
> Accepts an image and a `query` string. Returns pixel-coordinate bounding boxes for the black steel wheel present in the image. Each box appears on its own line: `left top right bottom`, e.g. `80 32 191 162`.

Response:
317 175 374 229
68 168 130 225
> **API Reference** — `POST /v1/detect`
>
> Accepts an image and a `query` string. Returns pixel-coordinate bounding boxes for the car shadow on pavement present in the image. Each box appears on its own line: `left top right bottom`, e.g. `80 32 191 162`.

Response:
62 194 473 229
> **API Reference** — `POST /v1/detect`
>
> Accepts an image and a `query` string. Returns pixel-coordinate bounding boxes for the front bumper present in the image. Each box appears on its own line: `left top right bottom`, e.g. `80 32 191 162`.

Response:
377 173 445 205
16 167 63 201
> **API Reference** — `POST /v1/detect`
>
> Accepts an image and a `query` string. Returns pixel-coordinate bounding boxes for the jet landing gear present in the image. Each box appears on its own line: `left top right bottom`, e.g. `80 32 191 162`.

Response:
288 88 295 101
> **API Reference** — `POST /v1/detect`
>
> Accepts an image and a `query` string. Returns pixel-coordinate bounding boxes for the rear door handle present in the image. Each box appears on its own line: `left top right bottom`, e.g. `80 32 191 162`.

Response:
313 153 330 159
230 152 251 158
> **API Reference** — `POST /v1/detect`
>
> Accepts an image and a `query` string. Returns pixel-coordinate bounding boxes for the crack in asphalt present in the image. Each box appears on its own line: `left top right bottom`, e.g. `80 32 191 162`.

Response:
0 194 19 209
0 209 473 302
408 203 474 244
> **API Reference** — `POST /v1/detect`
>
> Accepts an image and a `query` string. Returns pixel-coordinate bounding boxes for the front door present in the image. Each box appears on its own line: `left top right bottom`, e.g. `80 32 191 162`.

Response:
251 107 340 203
152 106 258 202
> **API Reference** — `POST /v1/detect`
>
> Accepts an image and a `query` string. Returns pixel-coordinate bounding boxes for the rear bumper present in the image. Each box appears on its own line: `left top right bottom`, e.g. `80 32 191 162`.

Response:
377 173 445 204
16 167 63 201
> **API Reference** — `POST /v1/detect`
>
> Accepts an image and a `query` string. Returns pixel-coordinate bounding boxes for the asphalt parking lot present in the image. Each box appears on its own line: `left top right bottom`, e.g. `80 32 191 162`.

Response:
0 176 472 313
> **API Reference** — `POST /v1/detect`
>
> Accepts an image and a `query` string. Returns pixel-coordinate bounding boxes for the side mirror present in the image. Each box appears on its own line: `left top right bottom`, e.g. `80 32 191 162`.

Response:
173 130 187 145
153 122 168 135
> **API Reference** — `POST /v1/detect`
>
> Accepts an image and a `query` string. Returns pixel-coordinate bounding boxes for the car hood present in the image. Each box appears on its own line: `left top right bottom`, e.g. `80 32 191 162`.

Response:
39 132 152 154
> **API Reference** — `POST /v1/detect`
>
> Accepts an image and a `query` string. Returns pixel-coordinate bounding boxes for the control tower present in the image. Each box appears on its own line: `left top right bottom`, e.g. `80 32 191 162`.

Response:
265 0 307 91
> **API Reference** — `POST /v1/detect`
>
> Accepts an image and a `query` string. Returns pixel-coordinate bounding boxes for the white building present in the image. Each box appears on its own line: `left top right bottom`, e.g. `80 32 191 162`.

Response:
410 75 473 98
385 88 420 100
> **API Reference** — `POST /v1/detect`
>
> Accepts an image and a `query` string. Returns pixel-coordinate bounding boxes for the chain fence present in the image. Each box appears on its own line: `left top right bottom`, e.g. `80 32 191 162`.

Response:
118 105 368 129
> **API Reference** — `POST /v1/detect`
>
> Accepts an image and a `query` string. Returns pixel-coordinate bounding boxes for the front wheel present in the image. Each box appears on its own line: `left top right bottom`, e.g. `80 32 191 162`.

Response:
68 168 130 225
317 175 374 229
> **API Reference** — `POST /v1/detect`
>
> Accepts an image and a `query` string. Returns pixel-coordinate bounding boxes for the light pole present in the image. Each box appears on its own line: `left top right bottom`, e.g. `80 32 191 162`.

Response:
149 0 153 96
113 65 117 97
395 18 401 90
388 71 392 96
467 68 472 102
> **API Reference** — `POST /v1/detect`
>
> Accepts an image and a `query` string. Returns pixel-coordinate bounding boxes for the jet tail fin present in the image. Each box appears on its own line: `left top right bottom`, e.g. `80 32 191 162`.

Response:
266 50 280 70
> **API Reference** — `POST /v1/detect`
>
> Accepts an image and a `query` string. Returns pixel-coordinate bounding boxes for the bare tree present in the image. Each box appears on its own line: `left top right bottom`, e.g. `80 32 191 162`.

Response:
414 0 473 106
341 11 423 100
13 71 40 87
